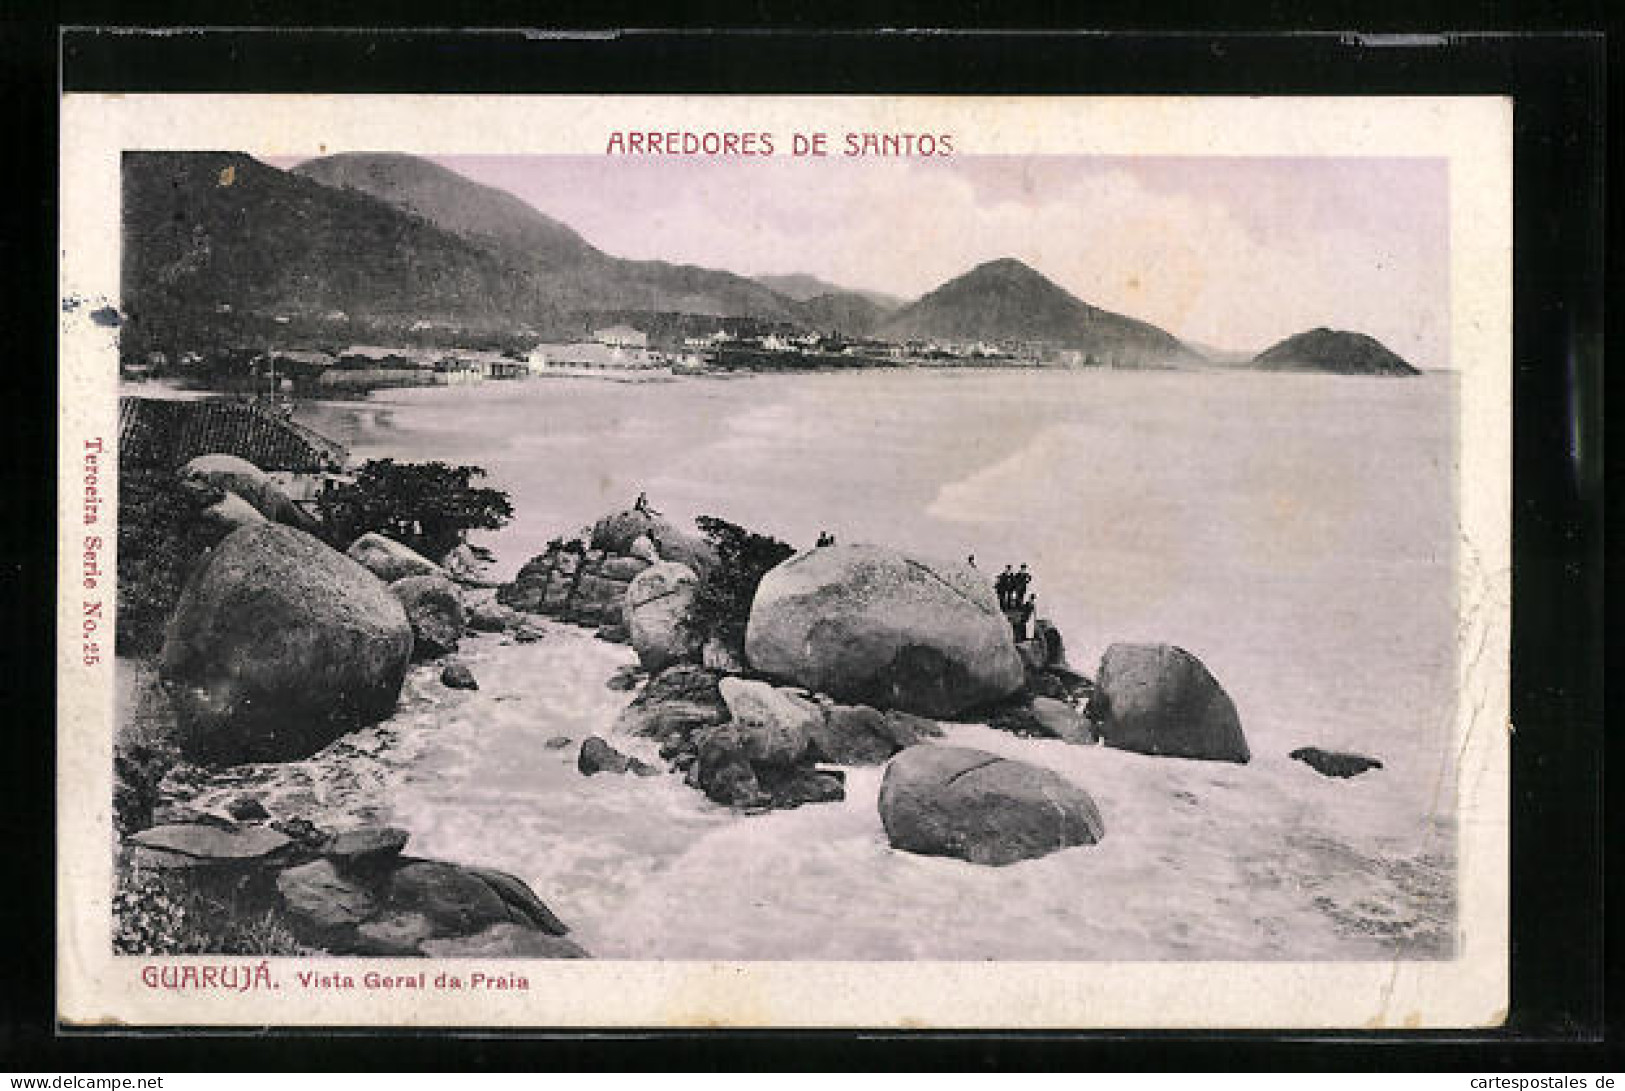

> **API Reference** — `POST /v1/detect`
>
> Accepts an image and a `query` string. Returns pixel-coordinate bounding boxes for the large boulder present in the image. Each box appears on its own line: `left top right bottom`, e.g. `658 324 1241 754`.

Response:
179 454 313 530
346 532 447 584
1089 643 1249 763
878 745 1105 866
590 509 718 574
390 574 466 659
160 523 414 763
624 562 701 671
744 544 1024 718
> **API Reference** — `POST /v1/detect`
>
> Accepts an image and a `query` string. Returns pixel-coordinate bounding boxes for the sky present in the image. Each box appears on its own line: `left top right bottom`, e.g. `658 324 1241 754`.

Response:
278 153 1451 367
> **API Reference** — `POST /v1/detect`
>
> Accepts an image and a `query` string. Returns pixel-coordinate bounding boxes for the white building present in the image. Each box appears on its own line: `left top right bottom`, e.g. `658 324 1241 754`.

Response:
592 325 648 349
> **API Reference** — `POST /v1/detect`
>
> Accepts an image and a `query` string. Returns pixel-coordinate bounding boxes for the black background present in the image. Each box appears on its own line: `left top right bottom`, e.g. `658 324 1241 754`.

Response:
0 16 1610 1071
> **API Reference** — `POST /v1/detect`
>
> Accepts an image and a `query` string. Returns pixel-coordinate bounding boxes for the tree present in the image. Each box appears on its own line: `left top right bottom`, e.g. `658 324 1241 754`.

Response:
316 459 513 560
683 515 796 649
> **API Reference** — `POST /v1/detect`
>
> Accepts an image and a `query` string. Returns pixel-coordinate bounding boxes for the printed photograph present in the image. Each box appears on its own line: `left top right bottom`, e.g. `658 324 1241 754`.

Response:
109 148 1460 963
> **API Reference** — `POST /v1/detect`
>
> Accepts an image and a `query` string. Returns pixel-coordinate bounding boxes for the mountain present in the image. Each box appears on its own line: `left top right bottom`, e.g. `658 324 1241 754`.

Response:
878 258 1198 366
293 153 800 322
121 151 563 352
293 152 598 270
754 273 903 310
794 292 892 337
1250 328 1421 376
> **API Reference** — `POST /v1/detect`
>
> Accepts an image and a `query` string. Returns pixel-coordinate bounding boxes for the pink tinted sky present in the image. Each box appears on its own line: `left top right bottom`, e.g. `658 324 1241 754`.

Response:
275 153 1450 367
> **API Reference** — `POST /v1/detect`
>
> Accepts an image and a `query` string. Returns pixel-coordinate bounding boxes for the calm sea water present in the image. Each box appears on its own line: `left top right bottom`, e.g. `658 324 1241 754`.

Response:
241 368 1458 959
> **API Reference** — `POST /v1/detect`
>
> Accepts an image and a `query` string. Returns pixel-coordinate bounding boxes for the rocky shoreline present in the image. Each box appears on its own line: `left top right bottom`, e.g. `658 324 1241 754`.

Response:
115 451 1386 957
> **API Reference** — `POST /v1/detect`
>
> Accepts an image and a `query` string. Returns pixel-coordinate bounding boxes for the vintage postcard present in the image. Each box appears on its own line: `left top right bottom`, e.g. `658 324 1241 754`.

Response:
57 94 1510 1028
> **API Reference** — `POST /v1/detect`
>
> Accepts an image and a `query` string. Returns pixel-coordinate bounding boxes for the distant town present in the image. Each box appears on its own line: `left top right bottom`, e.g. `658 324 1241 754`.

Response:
121 318 1138 393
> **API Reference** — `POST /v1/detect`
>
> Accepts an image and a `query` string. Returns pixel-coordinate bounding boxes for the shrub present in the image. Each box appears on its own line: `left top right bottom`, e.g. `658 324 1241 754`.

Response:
116 469 220 657
683 515 795 649
316 459 513 560
112 864 309 956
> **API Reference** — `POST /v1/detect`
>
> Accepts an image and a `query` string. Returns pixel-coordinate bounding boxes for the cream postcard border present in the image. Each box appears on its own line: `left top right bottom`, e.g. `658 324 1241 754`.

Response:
57 94 1512 1029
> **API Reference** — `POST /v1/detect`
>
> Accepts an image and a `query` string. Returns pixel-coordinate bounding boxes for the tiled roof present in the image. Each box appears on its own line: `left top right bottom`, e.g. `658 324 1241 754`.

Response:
118 397 348 472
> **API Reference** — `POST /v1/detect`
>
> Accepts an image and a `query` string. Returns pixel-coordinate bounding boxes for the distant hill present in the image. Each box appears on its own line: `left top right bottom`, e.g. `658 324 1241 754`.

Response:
754 273 903 310
1250 328 1421 376
879 258 1199 366
294 153 800 322
794 292 893 337
294 152 598 271
121 151 563 354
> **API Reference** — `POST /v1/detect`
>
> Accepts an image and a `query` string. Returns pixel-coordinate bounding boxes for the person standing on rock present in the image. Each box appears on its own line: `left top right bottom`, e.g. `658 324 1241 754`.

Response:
996 565 1014 608
966 554 977 569
1015 594 1037 642
1013 564 1031 606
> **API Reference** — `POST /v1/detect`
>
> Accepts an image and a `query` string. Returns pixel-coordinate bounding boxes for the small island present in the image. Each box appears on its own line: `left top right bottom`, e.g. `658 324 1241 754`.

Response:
1249 327 1422 377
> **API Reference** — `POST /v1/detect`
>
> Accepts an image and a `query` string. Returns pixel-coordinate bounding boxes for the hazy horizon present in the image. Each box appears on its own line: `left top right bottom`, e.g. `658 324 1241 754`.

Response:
266 152 1449 368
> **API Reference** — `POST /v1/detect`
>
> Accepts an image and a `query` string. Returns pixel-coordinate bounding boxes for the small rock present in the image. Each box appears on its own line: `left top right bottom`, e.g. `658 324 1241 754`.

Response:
884 710 944 740
717 676 820 768
701 637 746 674
128 822 291 862
466 600 519 633
544 735 573 750
606 664 644 692
271 816 329 850
514 623 547 644
764 768 846 809
346 532 447 583
614 664 730 741
1290 747 1384 778
391 574 467 660
808 703 905 765
324 826 410 863
440 659 479 690
578 735 632 775
127 846 211 870
226 796 270 822
1029 697 1097 744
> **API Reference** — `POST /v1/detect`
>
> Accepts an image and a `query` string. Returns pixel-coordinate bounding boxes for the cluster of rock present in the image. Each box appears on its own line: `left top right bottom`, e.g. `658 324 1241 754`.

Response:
124 819 585 958
496 508 718 649
599 663 941 810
